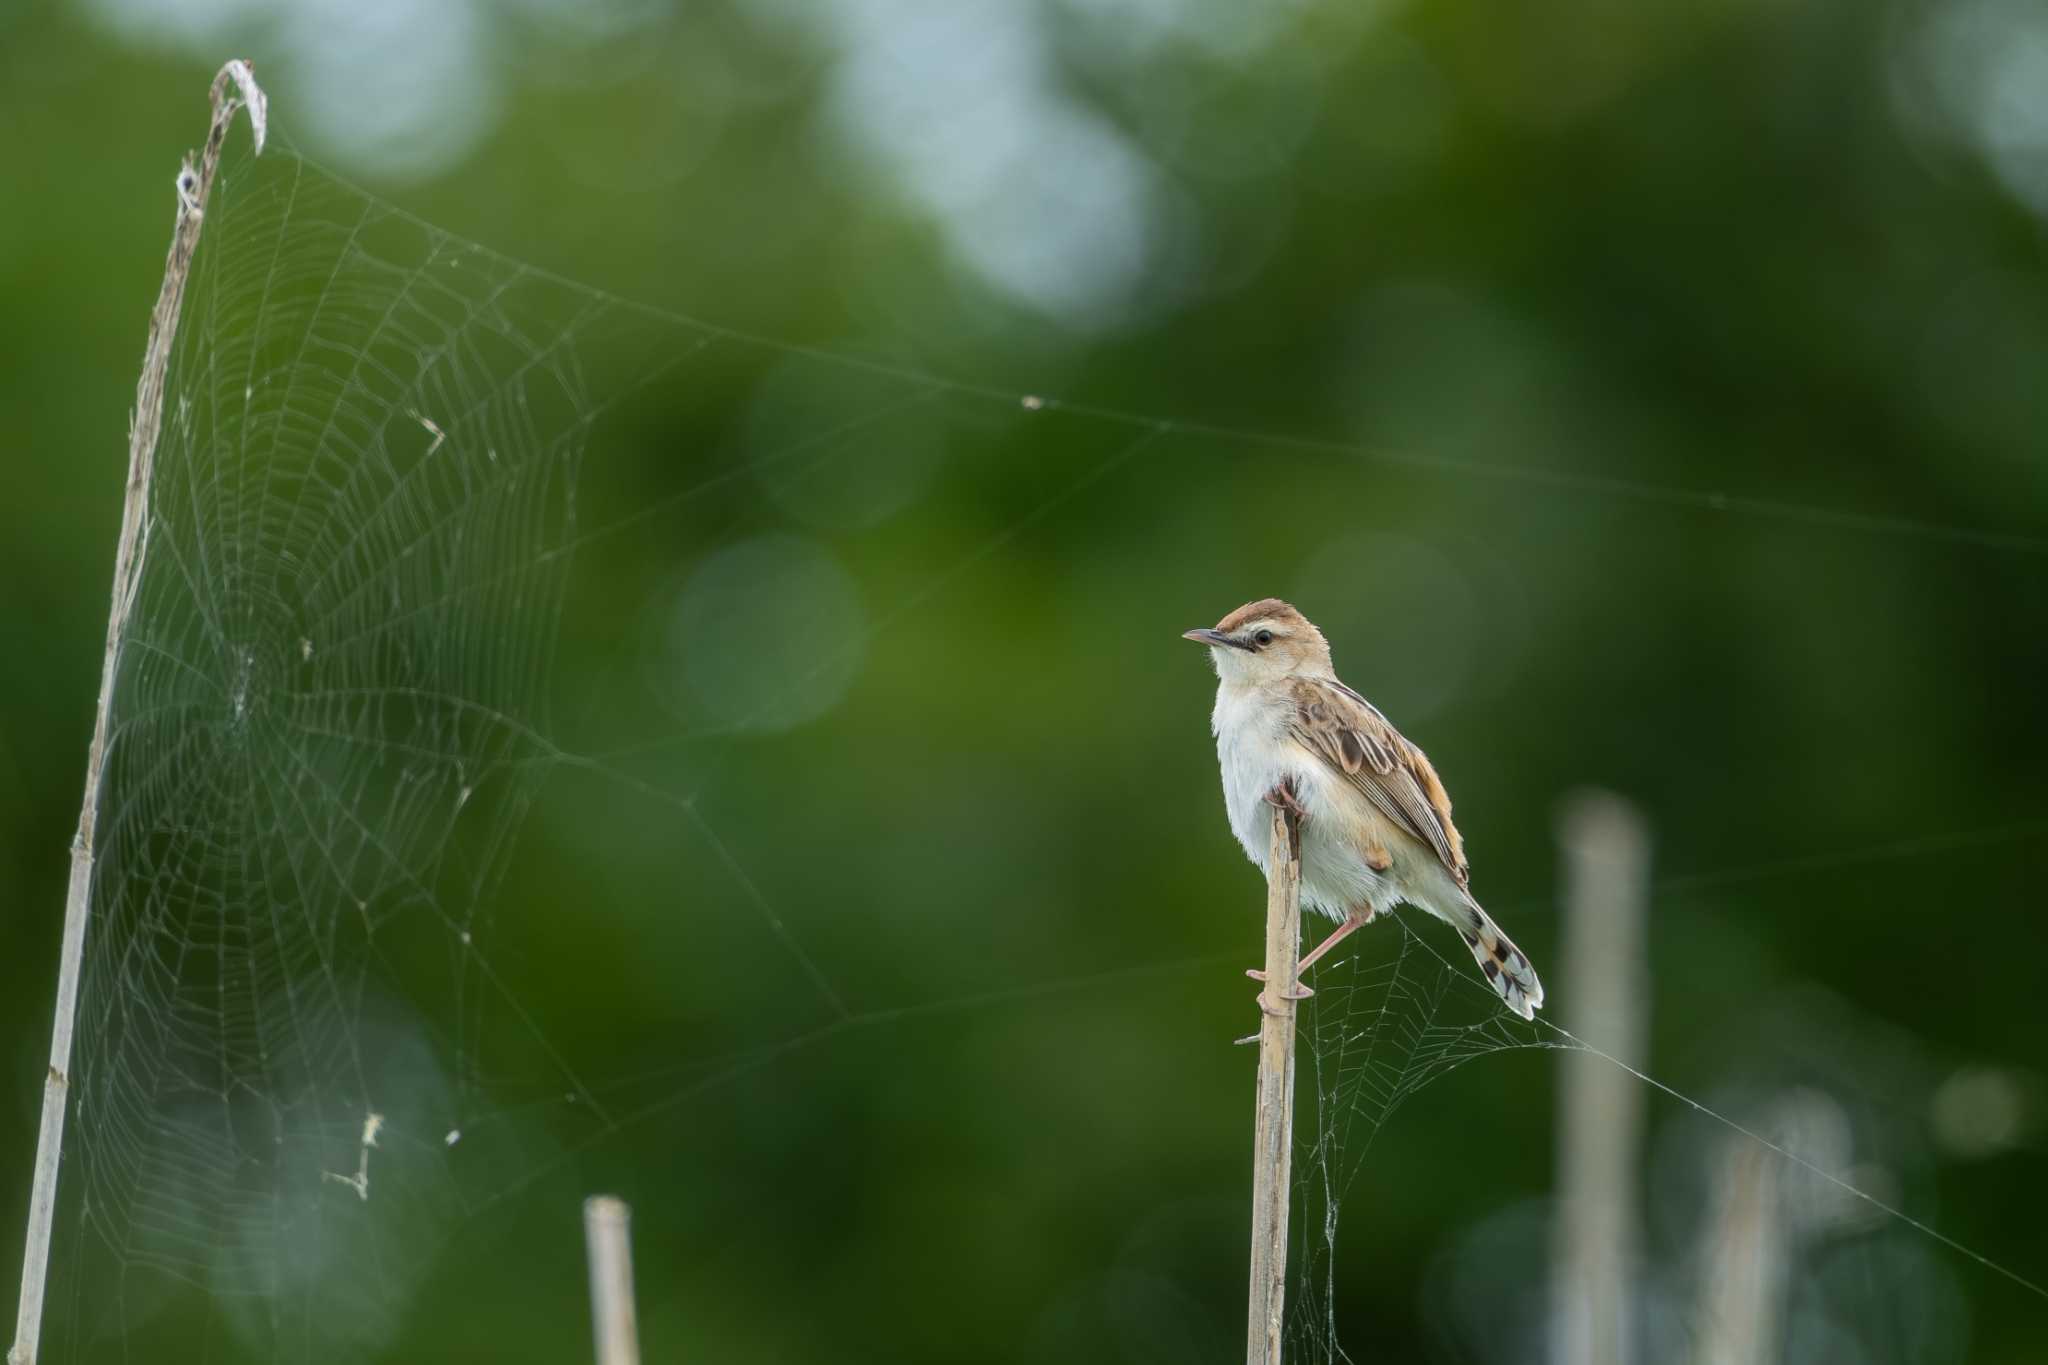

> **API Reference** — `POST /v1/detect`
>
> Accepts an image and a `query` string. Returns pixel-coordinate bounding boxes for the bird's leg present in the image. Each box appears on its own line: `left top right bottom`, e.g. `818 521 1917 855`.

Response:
1249 904 1375 991
1295 905 1373 975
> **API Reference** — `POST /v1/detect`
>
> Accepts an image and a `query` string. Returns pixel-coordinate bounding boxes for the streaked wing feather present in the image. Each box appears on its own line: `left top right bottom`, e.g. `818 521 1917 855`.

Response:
1288 678 1469 882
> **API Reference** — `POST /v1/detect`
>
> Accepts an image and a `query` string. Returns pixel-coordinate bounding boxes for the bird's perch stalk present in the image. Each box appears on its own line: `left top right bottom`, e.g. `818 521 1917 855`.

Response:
1247 800 1304 1365
8 61 266 1365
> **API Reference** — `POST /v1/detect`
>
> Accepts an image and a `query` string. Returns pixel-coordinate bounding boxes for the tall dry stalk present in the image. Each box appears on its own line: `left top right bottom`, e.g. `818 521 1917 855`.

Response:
8 61 267 1365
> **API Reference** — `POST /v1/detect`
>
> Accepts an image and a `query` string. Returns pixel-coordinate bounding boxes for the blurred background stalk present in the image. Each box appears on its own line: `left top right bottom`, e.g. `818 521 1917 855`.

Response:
1550 790 1650 1365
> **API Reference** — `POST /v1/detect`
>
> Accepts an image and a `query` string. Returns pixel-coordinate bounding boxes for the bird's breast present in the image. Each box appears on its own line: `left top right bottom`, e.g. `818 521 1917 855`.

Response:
1211 688 1288 856
1210 686 1395 919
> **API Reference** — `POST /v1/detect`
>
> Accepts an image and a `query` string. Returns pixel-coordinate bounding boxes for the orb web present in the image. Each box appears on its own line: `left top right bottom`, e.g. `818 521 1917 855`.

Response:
44 117 1159 1362
55 132 694 1358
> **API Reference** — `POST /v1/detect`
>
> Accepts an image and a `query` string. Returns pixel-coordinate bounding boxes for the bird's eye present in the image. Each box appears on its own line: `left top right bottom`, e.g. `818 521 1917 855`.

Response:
1254 629 1275 647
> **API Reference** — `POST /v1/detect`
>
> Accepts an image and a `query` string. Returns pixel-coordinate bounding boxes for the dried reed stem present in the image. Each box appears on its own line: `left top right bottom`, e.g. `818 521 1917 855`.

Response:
8 61 266 1365
583 1197 642 1365
1247 800 1303 1365
1549 790 1650 1365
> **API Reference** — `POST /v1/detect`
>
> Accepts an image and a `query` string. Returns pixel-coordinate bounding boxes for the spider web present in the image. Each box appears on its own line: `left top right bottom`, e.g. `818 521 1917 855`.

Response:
58 128 682 1359
28 114 2048 1364
46 117 1179 1363
1284 920 1552 1362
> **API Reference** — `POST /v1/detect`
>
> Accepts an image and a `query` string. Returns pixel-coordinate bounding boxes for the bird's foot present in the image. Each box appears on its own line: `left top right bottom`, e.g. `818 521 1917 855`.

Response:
1234 977 1310 1042
1246 967 1313 1013
1262 777 1308 823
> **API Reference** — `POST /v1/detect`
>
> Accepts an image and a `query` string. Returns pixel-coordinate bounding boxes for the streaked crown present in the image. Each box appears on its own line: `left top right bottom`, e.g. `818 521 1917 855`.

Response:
1214 598 1310 636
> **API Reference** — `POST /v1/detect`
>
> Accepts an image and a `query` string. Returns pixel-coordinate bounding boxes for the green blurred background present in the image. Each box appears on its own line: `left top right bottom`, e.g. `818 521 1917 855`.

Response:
3 0 2046 1361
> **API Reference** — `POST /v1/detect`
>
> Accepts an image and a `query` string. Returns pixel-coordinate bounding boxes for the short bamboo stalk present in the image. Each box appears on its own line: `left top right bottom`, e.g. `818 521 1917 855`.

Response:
583 1196 642 1365
1247 800 1303 1365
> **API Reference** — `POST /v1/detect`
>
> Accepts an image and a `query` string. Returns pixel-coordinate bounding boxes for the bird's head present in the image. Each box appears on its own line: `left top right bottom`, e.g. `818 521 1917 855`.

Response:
1182 598 1332 685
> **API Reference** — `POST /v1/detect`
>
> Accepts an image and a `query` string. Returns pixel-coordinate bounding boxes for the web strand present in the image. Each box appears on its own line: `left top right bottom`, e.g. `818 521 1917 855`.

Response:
1539 1021 2048 1305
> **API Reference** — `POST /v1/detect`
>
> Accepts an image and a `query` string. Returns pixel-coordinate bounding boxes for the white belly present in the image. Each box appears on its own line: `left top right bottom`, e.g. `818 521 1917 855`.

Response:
1213 687 1392 923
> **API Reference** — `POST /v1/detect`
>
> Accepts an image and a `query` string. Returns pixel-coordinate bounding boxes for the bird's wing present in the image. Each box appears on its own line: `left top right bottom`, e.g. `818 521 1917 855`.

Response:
1288 677 1469 884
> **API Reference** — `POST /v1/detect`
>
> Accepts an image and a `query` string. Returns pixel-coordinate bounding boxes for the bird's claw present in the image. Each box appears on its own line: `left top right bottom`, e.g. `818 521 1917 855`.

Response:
1262 778 1308 823
1255 990 1308 1017
1246 968 1313 1013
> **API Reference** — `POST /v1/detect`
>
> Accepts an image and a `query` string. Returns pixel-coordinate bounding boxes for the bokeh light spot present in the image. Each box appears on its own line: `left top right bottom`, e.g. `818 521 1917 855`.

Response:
667 535 867 733
746 355 947 531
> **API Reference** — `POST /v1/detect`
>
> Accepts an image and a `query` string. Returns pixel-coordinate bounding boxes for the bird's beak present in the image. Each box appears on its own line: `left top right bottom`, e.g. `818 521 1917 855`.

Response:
1182 627 1250 651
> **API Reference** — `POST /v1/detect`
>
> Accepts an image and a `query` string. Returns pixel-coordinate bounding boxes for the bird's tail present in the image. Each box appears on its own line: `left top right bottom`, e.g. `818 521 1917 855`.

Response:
1454 898 1544 1021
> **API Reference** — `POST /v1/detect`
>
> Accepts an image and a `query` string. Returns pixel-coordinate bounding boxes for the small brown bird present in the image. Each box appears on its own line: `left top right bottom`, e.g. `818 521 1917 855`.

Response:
1184 598 1544 1019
